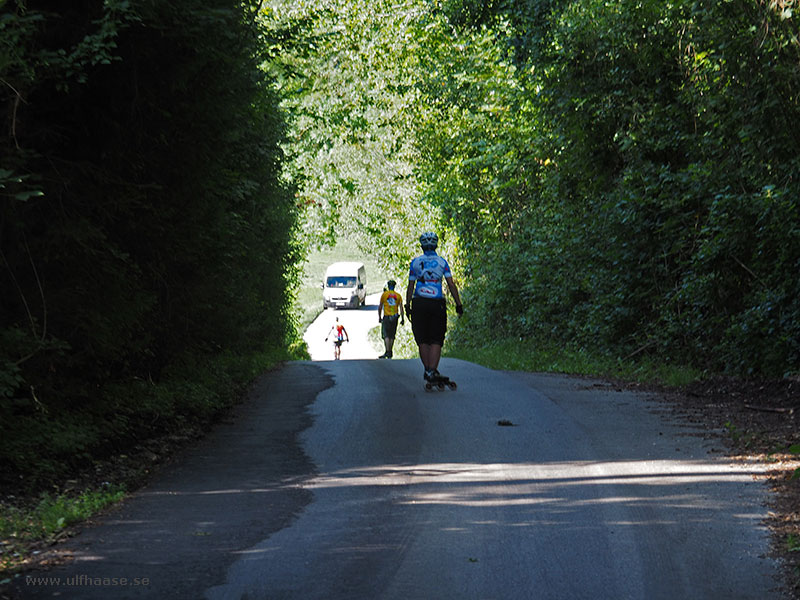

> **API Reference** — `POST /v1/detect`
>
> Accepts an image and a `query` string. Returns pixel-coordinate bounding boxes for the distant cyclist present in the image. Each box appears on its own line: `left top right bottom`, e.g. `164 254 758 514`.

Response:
405 232 463 382
324 317 349 360
378 280 405 359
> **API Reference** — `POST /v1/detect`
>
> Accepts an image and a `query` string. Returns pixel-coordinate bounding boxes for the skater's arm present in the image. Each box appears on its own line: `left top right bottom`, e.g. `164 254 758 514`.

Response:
445 276 463 315
405 281 414 306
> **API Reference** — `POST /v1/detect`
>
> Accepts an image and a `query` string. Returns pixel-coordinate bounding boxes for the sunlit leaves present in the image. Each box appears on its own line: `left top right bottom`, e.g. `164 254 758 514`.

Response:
422 0 800 376
262 0 799 375
263 0 436 268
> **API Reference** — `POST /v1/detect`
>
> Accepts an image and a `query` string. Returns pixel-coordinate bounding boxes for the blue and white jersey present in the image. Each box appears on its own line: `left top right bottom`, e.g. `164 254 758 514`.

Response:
408 250 452 299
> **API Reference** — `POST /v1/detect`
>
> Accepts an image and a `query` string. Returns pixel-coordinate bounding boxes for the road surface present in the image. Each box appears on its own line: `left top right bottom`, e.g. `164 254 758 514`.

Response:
205 360 782 600
8 323 785 598
304 292 384 361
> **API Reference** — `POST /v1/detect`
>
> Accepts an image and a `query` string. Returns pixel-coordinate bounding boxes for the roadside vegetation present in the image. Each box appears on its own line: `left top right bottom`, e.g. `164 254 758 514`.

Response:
1 0 303 577
2 0 798 591
269 0 799 381
447 338 703 387
270 0 799 387
1 486 125 581
367 323 417 360
1 1 302 489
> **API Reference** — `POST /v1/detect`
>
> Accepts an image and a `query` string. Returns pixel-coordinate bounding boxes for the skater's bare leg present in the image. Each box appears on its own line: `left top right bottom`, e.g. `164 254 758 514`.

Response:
418 344 430 368
429 344 442 370
419 343 442 372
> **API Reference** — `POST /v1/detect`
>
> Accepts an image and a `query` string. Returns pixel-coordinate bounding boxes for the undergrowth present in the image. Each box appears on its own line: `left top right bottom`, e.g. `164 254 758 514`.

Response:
1 485 125 579
446 337 703 386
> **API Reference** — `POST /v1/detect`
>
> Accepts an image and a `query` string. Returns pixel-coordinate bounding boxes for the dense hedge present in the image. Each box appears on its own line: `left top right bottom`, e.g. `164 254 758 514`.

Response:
1 1 300 485
413 0 800 377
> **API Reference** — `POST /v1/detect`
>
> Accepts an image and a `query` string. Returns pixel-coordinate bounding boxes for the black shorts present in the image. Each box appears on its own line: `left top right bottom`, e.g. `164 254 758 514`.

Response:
410 297 447 346
381 314 399 339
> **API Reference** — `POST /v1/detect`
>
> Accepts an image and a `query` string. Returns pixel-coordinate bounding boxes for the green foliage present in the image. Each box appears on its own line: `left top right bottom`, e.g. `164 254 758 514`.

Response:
786 533 800 553
1 484 125 570
263 0 442 272
367 320 416 359
1 1 301 487
447 337 702 386
413 0 800 377
266 0 799 378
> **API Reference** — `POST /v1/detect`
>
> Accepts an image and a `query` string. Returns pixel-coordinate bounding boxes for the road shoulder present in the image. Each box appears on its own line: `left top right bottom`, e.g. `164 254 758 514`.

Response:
3 362 331 599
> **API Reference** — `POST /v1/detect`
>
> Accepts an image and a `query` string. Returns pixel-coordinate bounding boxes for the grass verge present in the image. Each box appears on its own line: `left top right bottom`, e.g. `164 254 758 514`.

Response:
366 320 417 359
1 485 125 581
446 338 703 386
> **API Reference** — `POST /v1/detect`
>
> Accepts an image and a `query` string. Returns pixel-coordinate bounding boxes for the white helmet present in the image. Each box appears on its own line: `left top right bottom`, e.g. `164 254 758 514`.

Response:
419 231 438 250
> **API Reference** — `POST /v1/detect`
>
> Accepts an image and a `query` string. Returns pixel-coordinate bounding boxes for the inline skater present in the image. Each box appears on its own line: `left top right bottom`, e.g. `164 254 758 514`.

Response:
405 232 463 383
324 317 349 360
378 280 405 358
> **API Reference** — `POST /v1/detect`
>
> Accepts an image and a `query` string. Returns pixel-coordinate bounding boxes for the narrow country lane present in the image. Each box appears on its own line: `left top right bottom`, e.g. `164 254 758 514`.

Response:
304 293 384 361
9 309 784 599
205 359 781 600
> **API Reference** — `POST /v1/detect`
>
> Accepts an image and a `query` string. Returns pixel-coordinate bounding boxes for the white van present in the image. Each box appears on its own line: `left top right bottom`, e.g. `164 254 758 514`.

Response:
322 262 367 309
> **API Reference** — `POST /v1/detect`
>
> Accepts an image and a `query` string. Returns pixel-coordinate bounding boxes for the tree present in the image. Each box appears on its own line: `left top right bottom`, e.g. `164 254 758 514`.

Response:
263 0 445 270
1 0 300 484
411 0 800 375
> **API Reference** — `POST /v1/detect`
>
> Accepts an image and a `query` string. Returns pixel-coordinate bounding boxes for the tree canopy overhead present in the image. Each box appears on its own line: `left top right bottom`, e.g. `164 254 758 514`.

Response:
269 0 799 377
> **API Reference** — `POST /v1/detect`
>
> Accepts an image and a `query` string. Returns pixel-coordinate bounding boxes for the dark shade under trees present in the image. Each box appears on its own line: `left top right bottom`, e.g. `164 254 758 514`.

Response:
1 0 300 486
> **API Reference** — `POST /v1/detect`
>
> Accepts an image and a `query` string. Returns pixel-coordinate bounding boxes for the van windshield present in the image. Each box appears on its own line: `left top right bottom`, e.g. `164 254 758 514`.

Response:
326 276 357 288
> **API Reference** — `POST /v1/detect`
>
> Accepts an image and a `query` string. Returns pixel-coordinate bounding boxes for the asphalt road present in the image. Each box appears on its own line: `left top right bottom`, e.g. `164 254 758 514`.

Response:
205 360 782 600
9 330 785 598
304 293 385 361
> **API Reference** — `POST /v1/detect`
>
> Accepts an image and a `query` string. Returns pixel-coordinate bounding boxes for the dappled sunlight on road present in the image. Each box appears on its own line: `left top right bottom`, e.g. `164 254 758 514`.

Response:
301 459 765 529
132 458 763 527
305 460 760 489
200 452 775 600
